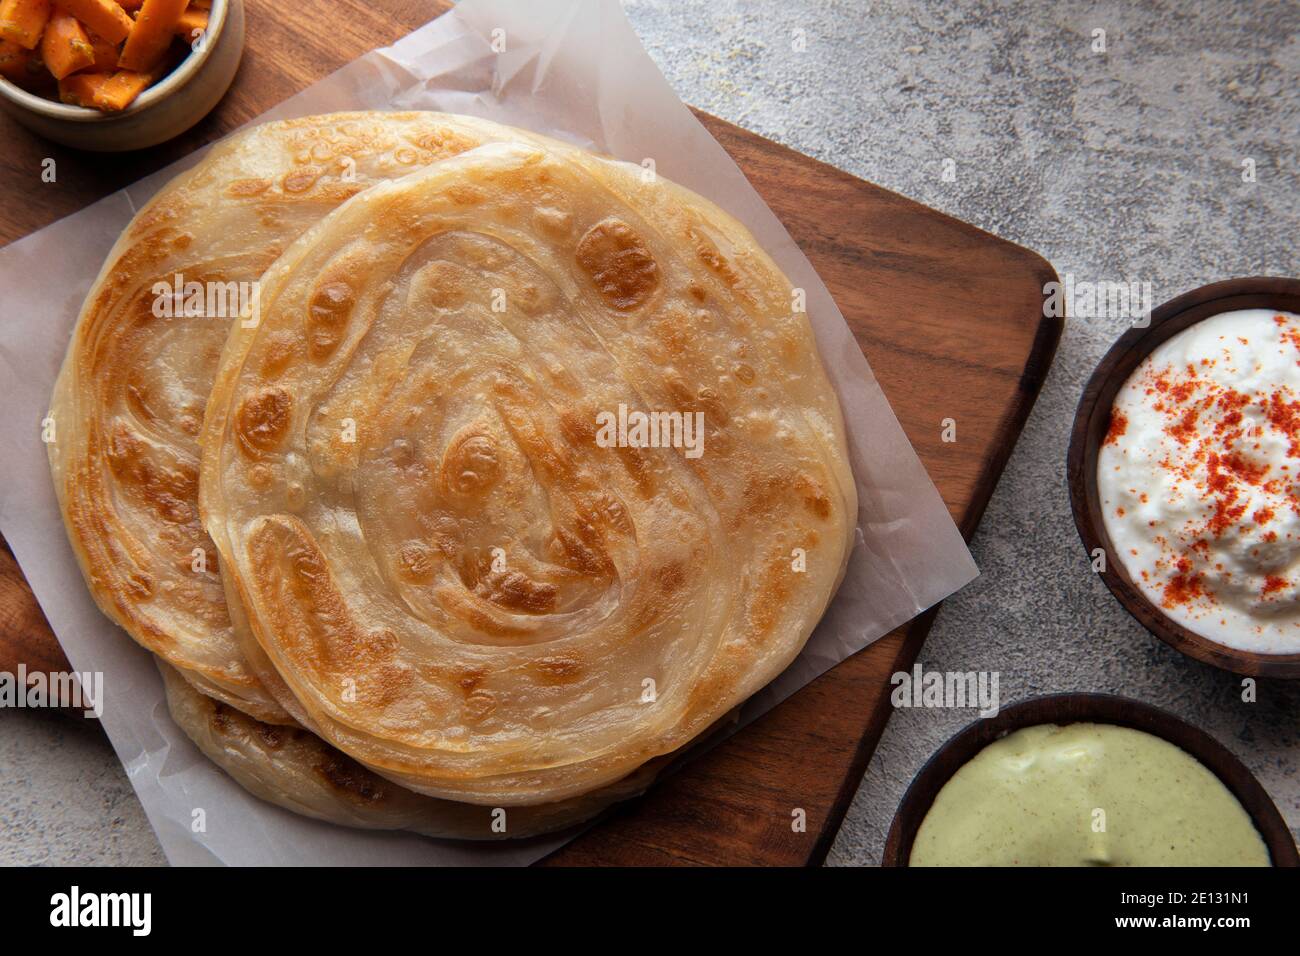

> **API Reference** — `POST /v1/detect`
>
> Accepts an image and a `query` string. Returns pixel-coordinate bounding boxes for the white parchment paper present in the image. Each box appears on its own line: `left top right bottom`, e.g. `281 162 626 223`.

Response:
0 0 977 865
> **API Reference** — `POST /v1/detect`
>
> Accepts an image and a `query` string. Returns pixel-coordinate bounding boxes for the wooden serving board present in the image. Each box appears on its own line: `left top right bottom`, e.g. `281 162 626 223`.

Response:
0 0 1061 866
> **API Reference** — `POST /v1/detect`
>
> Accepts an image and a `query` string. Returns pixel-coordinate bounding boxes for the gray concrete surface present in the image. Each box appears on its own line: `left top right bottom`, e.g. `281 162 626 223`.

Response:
2 0 1296 865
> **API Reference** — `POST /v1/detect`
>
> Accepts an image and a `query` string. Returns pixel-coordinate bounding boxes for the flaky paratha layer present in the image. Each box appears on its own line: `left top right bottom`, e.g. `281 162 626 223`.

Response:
158 659 661 840
201 139 857 804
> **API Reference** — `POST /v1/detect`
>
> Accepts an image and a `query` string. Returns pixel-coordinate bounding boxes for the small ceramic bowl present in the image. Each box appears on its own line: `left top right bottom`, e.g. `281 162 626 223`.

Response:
882 693 1298 867
1069 277 1300 678
0 0 244 151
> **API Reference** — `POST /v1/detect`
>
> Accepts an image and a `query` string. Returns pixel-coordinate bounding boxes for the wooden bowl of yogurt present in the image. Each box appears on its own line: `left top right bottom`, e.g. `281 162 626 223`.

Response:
882 694 1297 867
1069 277 1300 677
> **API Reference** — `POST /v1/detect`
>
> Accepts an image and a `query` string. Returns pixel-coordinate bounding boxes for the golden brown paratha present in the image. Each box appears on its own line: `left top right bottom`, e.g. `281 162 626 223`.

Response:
200 138 856 804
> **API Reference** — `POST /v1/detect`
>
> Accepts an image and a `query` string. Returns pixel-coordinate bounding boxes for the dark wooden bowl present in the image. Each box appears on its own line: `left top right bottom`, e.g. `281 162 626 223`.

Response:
1068 276 1300 678
882 693 1298 867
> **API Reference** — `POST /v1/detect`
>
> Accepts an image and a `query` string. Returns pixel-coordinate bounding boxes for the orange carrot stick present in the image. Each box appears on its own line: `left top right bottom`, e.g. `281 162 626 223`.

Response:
173 4 205 42
1 36 53 88
0 36 33 80
57 68 108 105
84 29 116 69
90 60 163 109
117 0 185 71
0 0 52 50
53 0 132 44
40 10 93 78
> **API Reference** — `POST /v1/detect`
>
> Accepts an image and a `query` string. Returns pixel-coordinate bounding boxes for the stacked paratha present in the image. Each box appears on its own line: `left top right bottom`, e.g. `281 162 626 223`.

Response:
49 111 855 838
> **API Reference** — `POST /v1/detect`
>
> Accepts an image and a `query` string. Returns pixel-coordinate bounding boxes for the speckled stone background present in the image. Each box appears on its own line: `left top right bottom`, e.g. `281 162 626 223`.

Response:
2 0 1296 866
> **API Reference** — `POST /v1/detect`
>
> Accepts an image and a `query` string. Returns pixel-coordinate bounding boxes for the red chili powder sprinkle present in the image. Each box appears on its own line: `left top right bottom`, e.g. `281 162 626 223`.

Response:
1105 410 1128 446
1263 576 1288 597
1266 392 1300 458
1168 407 1201 444
1278 314 1300 354
1163 559 1205 609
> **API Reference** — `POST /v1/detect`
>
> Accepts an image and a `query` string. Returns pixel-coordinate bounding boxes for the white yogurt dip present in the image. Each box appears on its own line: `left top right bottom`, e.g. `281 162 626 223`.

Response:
1099 309 1300 654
